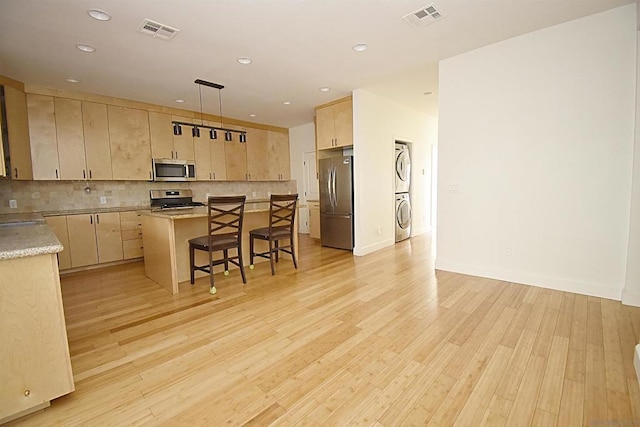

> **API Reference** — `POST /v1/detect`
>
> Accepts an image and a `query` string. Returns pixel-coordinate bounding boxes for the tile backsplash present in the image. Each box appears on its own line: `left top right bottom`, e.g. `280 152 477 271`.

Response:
0 180 297 214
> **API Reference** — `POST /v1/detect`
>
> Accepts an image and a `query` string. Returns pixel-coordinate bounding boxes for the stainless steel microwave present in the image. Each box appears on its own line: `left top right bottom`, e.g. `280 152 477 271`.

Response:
152 158 196 181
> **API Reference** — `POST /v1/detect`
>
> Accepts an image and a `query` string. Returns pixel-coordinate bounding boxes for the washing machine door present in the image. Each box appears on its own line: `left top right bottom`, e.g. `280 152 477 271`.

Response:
395 195 412 242
395 145 410 193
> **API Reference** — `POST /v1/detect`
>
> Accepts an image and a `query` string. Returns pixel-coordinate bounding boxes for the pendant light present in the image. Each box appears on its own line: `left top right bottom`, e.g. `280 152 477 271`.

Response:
171 79 247 143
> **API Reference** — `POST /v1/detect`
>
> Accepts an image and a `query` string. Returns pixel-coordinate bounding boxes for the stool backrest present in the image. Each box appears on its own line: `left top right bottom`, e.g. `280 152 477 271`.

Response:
207 195 246 242
268 194 298 234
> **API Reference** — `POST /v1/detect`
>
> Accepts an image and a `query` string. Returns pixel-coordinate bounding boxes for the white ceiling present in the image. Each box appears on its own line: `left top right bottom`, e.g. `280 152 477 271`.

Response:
0 0 632 129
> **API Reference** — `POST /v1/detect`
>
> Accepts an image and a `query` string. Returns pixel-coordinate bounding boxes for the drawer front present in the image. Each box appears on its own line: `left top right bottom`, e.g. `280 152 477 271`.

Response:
120 211 142 231
123 238 143 259
122 229 143 240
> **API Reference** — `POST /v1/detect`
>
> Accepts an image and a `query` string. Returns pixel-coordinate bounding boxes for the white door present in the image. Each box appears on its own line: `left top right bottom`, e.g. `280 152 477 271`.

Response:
303 151 319 201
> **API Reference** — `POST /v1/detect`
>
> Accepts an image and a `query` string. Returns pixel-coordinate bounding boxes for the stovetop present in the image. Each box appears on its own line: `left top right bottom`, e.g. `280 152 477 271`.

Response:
150 189 204 211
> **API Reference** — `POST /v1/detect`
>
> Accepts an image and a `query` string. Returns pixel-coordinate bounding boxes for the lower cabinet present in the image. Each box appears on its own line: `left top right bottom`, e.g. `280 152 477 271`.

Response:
47 211 145 270
120 211 144 259
309 201 320 239
67 213 123 267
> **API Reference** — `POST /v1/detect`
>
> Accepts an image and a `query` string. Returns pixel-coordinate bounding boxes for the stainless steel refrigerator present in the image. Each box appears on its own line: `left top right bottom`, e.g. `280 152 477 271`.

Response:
319 156 354 250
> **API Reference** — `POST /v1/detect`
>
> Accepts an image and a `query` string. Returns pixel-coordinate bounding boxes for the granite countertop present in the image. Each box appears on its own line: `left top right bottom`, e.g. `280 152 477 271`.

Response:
0 213 63 260
144 203 271 220
40 206 151 217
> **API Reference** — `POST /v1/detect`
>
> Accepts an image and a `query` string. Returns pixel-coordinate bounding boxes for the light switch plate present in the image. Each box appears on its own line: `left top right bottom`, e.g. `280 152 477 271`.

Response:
9 199 17 209
100 196 107 204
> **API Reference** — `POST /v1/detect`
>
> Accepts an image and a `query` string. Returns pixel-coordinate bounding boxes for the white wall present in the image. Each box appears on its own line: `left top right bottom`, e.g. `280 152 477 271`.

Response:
623 28 640 306
352 89 437 256
437 5 636 300
289 122 316 232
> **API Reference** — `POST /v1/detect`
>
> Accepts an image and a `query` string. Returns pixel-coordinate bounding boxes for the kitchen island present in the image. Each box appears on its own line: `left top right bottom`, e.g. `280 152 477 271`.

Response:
0 214 74 423
142 201 298 294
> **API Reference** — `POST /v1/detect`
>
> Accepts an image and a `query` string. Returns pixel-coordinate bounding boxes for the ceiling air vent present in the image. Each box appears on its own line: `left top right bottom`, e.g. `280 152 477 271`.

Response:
137 19 180 40
402 4 444 29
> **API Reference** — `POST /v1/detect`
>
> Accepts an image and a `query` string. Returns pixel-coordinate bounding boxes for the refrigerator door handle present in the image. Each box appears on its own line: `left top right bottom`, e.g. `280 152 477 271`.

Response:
332 166 337 207
326 167 333 208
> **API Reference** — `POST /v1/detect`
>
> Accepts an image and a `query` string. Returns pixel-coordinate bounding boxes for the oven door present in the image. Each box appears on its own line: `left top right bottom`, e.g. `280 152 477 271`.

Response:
152 159 195 181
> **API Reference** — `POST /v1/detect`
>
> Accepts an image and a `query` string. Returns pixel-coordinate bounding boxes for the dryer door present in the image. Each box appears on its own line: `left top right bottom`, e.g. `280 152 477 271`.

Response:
395 145 410 193
395 195 412 242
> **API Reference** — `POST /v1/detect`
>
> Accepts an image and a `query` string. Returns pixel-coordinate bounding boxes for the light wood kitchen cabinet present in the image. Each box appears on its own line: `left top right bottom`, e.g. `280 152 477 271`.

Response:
82 102 113 180
0 252 74 423
246 127 270 181
44 216 72 270
108 106 152 181
309 201 320 239
268 130 290 180
316 97 353 150
55 98 86 180
225 126 248 181
149 112 195 161
3 85 33 180
120 211 144 259
194 119 227 180
27 94 59 180
67 212 123 268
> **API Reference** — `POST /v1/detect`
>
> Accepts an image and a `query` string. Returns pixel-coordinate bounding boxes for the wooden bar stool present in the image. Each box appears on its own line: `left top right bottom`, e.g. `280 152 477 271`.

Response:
189 195 246 295
249 194 298 275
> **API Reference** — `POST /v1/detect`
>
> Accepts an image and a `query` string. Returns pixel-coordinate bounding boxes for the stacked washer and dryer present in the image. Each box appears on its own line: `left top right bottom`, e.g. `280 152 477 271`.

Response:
395 142 412 242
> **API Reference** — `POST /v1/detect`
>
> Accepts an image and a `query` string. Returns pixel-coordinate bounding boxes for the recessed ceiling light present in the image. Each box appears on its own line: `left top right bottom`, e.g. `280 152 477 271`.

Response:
237 57 252 65
66 78 80 83
76 43 96 53
282 101 291 105
352 43 368 52
249 114 257 118
174 99 185 103
87 9 111 21
423 91 433 96
319 87 331 92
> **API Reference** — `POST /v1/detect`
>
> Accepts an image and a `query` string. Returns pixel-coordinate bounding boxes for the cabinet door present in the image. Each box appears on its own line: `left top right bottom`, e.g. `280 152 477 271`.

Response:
3 86 33 180
333 99 353 148
245 128 269 181
193 125 212 180
55 98 86 180
172 115 195 160
82 102 112 180
149 112 174 159
27 94 60 180
95 212 123 263
210 139 227 180
315 105 335 150
309 203 320 239
44 216 72 270
67 214 98 267
268 131 290 180
225 136 248 181
108 106 152 181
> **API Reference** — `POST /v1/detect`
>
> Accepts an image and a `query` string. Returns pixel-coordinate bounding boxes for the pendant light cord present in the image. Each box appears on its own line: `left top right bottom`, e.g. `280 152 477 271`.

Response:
218 88 223 127
198 85 204 125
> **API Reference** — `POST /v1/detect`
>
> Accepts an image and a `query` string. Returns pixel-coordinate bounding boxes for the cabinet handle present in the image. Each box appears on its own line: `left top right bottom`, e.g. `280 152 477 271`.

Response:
89 170 93 179
96 214 100 224
83 170 86 179
213 172 215 180
90 215 93 225
55 169 59 179
149 171 152 180
14 168 18 179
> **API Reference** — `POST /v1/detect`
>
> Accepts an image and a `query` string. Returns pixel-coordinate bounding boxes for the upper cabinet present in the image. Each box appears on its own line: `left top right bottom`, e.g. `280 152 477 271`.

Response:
149 112 195 161
246 128 270 181
82 102 112 180
2 85 33 180
193 119 227 181
108 105 152 181
27 94 59 180
268 130 290 181
55 98 86 180
316 96 353 150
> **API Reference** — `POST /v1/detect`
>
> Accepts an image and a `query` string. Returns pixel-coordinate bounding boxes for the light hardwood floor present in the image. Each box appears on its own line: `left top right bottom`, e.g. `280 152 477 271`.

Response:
8 233 640 426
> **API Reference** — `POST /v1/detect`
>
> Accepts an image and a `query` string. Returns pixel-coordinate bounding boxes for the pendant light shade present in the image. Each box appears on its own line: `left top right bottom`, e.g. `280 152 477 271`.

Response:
173 123 182 136
209 129 217 140
192 127 200 138
225 131 232 142
239 133 247 143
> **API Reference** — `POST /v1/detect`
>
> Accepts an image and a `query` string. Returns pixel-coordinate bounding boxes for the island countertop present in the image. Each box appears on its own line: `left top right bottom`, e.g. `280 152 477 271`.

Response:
0 213 63 260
